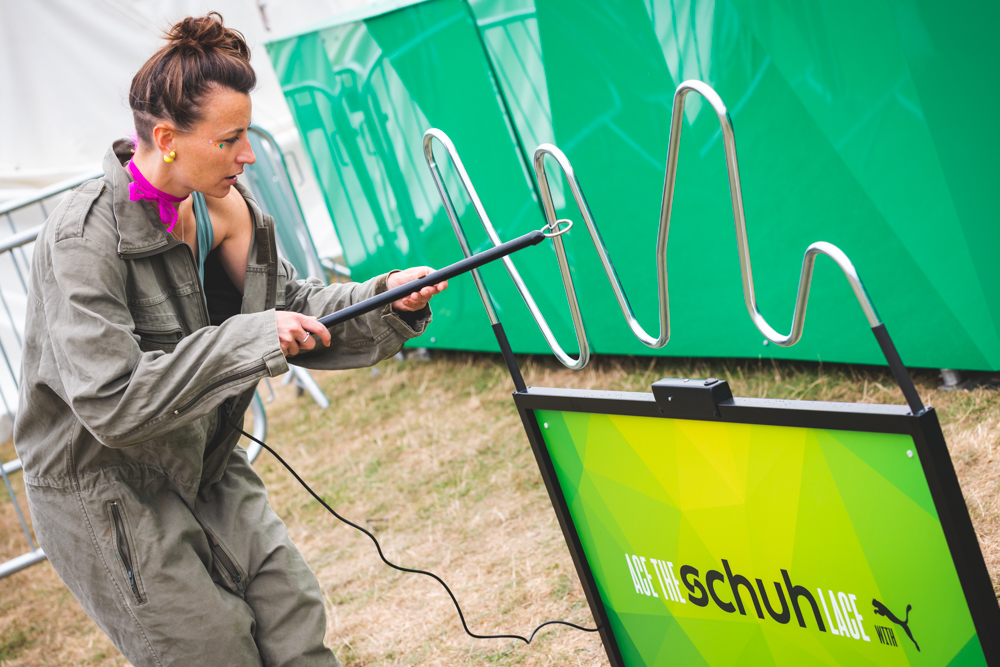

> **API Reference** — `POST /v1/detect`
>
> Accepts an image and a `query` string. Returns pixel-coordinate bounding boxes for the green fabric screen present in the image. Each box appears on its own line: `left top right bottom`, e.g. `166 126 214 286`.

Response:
267 0 1000 370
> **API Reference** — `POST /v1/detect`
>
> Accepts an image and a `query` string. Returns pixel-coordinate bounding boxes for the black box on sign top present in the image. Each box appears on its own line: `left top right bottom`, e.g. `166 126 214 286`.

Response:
650 378 734 420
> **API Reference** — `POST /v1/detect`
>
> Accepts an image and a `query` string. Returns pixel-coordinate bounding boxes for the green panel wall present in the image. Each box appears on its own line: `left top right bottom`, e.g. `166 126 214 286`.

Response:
268 0 1000 370
267 0 581 355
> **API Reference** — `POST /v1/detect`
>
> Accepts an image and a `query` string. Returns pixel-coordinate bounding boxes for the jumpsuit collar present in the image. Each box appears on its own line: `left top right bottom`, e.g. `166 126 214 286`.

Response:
102 139 272 267
103 139 175 258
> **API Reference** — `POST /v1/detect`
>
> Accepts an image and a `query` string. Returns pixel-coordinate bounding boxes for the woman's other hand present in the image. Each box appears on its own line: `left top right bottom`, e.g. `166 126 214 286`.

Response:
276 312 331 356
388 267 448 312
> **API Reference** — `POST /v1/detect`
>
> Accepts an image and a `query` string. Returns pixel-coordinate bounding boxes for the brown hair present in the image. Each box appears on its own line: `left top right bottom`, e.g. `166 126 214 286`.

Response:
130 12 256 144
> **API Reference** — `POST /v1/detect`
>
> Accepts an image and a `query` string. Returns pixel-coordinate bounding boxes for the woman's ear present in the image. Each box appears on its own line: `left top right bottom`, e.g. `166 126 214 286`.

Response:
151 123 177 156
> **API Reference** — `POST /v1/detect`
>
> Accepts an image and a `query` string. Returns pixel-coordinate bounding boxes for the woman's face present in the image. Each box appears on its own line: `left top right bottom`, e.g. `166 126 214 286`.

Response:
167 86 256 198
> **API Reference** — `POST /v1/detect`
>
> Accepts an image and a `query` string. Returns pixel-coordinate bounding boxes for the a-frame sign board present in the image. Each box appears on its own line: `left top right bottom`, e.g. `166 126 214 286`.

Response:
514 379 1000 666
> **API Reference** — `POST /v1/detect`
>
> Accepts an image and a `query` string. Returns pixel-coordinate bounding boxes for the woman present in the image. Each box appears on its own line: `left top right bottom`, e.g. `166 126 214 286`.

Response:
14 13 445 666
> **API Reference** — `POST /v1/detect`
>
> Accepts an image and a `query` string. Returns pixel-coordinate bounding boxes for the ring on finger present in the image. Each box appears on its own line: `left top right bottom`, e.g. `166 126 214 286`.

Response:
300 334 310 343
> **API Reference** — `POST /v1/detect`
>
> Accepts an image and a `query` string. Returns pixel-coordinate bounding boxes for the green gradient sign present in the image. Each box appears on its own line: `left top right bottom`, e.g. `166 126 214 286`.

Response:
532 408 987 666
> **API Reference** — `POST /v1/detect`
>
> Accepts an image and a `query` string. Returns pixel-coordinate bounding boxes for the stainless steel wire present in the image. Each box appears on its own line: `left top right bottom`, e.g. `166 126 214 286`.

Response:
423 80 884 370
423 129 590 369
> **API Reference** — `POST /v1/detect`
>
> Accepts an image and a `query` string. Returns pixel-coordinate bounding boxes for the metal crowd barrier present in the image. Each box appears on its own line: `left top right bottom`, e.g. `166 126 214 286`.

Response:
0 172 103 578
243 125 331 416
0 171 105 579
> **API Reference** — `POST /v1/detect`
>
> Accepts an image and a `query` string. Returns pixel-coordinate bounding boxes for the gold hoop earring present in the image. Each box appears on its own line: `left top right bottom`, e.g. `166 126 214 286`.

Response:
163 151 176 163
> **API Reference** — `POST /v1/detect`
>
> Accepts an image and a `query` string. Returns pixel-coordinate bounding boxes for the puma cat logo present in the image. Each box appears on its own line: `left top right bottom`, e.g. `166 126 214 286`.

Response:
872 599 919 651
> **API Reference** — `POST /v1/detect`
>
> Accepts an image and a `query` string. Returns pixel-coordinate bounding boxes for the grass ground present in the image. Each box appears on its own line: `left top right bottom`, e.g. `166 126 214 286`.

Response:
1 353 998 665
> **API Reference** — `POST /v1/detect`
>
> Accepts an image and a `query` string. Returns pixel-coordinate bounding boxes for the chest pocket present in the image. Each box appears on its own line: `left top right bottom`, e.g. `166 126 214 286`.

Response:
134 326 184 353
129 289 191 354
126 248 205 352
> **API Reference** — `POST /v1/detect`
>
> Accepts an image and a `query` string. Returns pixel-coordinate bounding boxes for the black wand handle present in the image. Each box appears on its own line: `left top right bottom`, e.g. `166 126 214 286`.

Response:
318 230 545 330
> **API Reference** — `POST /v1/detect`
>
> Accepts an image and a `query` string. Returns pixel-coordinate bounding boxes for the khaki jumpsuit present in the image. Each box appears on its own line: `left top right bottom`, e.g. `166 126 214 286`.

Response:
14 140 431 666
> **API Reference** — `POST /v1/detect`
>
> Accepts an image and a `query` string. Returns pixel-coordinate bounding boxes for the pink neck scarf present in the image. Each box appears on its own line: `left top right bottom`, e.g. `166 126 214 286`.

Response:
126 160 187 233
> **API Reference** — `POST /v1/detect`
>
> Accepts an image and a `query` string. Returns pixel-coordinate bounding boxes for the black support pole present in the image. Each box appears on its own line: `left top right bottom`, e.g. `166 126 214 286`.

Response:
871 323 925 415
492 322 527 393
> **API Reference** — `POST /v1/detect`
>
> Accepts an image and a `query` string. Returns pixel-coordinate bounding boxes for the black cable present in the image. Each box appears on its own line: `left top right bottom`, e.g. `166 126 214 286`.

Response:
229 419 600 645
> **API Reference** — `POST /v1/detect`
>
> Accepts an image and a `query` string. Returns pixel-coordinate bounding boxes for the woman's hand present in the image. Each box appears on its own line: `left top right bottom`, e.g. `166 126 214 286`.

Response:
276 311 331 357
388 267 448 312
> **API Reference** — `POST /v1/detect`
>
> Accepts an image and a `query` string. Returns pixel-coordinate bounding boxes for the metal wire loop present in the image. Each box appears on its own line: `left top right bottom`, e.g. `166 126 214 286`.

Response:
541 219 573 238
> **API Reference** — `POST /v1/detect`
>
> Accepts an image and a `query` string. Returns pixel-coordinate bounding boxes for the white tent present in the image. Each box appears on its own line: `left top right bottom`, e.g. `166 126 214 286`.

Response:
0 0 378 247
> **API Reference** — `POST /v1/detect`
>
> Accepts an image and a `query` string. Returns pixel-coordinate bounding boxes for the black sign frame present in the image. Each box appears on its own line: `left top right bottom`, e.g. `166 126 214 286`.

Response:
514 384 1000 666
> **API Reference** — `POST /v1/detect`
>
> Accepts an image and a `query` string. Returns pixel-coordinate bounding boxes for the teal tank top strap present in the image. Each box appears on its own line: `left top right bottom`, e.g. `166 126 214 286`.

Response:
191 192 215 286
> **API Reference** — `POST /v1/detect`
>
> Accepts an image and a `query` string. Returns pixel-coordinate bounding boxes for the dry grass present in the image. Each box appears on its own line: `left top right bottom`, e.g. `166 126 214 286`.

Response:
1 354 998 665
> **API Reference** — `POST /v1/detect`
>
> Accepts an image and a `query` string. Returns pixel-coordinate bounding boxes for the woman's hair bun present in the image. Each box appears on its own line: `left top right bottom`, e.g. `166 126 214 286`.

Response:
165 12 250 62
129 12 255 144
